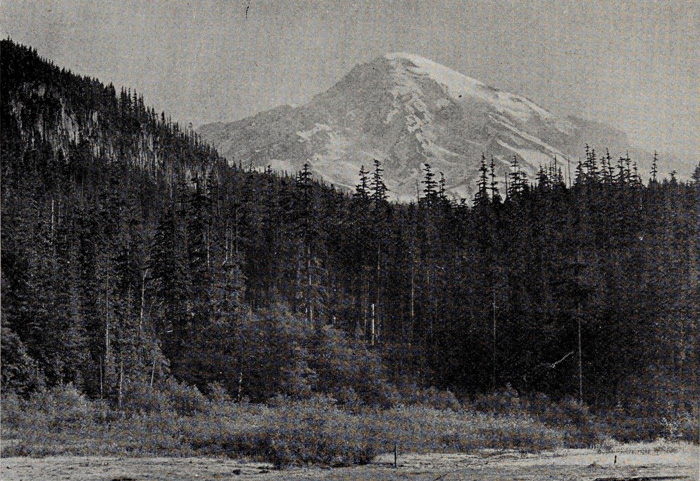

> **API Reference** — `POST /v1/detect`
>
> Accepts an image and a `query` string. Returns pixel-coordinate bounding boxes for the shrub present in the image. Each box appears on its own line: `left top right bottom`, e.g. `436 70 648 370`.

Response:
596 437 619 453
206 382 232 404
0 390 25 430
416 387 461 411
473 384 522 416
471 390 604 448
520 394 601 447
599 411 663 443
677 405 700 443
204 382 237 416
1 327 45 396
267 393 293 408
367 381 401 409
121 380 174 414
310 326 398 408
162 378 209 415
331 386 363 412
117 411 189 454
261 397 377 467
27 383 97 429
377 405 565 454
179 396 378 466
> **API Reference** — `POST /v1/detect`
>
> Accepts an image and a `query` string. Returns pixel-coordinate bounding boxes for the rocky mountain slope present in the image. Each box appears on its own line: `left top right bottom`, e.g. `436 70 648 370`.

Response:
200 53 655 201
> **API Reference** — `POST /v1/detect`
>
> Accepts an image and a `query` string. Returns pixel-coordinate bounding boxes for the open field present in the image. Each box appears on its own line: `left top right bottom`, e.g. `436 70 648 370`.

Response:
2 442 698 481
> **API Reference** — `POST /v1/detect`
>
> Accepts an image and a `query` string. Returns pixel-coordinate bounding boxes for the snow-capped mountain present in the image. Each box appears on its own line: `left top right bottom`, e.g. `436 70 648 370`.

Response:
199 53 652 201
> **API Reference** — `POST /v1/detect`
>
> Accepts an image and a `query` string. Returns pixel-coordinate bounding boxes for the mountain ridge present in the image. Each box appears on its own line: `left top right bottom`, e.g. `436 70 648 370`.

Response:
198 53 665 201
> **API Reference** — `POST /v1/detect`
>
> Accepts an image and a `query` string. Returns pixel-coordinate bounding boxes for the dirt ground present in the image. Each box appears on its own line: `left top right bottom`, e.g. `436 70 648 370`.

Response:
2 442 698 481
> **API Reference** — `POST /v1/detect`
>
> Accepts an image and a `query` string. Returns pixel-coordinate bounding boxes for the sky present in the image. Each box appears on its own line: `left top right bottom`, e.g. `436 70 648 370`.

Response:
2 0 698 165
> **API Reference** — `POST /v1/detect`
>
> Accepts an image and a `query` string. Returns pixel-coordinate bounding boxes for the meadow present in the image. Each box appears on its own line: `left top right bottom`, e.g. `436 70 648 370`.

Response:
4 381 695 468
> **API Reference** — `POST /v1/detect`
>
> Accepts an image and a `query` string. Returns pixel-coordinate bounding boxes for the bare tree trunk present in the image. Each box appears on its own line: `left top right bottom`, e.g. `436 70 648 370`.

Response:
206 224 211 270
149 353 156 388
491 290 497 389
376 243 381 342
105 290 110 354
103 289 112 401
237 370 244 403
410 248 415 347
118 358 124 409
99 357 103 401
307 245 314 326
139 269 148 335
427 269 432 343
363 273 369 342
224 222 230 263
50 198 55 239
577 306 583 407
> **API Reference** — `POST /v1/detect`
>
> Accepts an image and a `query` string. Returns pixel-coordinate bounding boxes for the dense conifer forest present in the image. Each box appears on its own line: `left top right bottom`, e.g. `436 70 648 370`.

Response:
2 39 698 428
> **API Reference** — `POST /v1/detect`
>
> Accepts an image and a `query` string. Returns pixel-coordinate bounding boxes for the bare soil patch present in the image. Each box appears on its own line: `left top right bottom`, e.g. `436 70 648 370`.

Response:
2 442 697 481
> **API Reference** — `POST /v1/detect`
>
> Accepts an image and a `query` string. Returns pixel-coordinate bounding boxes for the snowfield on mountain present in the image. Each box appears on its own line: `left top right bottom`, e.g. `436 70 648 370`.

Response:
199 53 655 201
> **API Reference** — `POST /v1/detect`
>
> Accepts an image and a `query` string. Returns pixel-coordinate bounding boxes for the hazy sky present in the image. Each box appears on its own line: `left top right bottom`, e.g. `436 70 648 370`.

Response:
2 0 698 162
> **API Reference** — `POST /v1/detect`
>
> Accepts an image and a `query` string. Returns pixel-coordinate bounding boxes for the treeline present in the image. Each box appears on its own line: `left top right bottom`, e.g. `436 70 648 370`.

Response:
1 40 698 424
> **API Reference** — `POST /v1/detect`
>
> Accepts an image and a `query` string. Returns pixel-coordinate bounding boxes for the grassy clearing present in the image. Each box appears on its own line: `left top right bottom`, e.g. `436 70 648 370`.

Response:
3 383 694 467
2 384 568 466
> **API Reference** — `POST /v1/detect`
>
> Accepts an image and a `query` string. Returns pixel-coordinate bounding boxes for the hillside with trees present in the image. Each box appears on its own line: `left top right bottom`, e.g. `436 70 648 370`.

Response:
2 39 698 441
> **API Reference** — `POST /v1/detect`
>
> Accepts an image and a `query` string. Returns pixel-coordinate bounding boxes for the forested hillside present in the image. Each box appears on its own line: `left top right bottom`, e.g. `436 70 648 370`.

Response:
2 40 698 428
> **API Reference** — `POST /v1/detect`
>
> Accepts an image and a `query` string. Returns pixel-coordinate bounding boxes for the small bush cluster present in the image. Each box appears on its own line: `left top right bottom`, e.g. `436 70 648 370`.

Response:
597 405 699 444
2 383 572 464
121 381 174 414
260 396 377 467
162 378 209 415
20 383 98 431
598 367 700 443
399 385 461 411
379 405 564 454
1 390 25 432
472 384 523 416
473 388 602 447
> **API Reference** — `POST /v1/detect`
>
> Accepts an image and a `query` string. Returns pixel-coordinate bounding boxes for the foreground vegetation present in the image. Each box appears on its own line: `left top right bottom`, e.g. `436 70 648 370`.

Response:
2 383 696 467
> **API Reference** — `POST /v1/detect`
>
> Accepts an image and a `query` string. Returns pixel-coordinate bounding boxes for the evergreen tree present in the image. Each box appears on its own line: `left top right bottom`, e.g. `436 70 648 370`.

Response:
691 162 700 185
473 154 489 207
582 145 599 184
149 204 191 366
354 165 370 202
421 163 439 205
370 159 388 205
489 156 502 203
651 151 659 184
507 156 526 198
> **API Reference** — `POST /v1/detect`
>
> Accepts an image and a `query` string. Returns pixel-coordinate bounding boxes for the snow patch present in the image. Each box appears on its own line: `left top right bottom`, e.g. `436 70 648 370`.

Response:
385 53 555 124
382 59 439 155
422 142 462 162
496 140 555 174
494 118 566 158
296 123 333 141
435 98 451 110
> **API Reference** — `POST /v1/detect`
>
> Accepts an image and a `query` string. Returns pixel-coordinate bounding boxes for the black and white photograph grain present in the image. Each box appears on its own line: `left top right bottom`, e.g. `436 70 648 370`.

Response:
1 1 698 480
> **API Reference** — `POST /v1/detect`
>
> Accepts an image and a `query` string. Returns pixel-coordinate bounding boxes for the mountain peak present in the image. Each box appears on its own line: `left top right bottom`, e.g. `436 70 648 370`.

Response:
383 52 487 88
383 52 430 62
379 53 558 126
198 54 650 202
